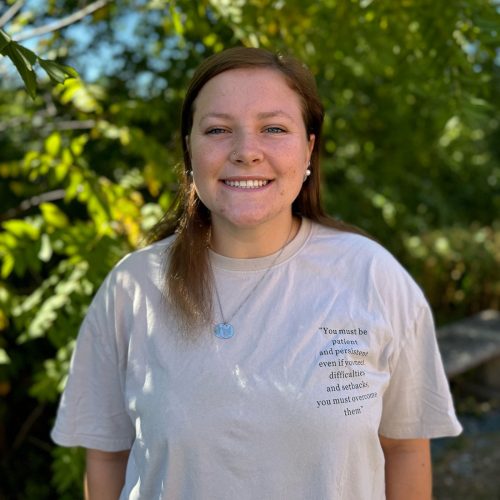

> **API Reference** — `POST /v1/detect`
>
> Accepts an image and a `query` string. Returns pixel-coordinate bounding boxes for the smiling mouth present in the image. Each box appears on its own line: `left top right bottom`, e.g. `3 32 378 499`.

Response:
223 179 270 189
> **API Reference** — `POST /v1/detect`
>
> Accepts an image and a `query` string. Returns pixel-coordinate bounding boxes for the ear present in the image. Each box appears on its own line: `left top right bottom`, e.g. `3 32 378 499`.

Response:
307 134 315 163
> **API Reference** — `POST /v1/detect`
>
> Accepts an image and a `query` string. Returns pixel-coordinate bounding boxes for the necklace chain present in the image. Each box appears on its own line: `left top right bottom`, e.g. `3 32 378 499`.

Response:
211 221 295 339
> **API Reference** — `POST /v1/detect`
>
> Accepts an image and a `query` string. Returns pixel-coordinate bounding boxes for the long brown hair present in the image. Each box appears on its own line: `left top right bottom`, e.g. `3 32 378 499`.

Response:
149 47 363 331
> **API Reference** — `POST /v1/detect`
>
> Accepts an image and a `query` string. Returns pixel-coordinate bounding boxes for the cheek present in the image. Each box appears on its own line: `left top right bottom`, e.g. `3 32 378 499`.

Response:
192 148 223 175
191 150 205 168
190 139 211 164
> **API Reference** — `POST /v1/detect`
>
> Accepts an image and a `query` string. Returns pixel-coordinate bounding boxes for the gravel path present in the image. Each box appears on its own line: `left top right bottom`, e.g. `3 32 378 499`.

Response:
432 409 500 500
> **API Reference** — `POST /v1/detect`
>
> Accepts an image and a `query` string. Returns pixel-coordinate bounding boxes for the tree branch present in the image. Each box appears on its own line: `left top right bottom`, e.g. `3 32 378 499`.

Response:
12 403 45 451
0 115 96 133
45 119 96 131
0 0 25 29
12 0 110 42
0 189 67 222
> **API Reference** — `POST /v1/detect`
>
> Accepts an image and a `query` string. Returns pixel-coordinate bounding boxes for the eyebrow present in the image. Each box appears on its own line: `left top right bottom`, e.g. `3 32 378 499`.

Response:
256 110 295 121
199 110 296 123
199 112 232 122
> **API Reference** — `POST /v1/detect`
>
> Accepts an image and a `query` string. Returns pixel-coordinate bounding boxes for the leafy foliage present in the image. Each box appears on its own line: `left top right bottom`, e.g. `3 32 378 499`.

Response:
0 28 77 98
0 0 499 497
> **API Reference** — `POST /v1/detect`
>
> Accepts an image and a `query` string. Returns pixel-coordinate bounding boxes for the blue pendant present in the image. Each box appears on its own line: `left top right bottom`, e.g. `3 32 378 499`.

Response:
214 323 234 339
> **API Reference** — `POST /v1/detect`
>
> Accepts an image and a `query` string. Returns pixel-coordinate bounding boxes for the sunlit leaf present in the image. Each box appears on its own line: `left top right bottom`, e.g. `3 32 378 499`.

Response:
1 253 14 278
170 6 184 36
39 58 78 84
45 132 61 156
0 28 11 53
0 348 10 364
38 233 53 262
2 43 37 99
2 219 39 239
40 202 69 229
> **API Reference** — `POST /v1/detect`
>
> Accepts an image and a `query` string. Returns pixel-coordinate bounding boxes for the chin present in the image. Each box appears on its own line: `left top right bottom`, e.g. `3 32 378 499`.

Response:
230 212 287 229
212 204 291 230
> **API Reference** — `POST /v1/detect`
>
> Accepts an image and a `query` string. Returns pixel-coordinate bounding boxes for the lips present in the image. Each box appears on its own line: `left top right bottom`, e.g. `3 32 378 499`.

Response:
223 179 269 188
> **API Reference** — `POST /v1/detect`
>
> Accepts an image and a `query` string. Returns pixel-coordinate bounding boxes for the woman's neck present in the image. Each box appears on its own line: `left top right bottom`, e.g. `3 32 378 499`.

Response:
209 215 300 259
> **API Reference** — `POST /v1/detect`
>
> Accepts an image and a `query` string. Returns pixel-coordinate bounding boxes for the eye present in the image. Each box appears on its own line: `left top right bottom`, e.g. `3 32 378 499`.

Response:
206 128 229 135
264 126 286 134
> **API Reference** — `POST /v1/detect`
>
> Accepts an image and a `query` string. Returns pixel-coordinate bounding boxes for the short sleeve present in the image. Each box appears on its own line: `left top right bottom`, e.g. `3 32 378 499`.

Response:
51 273 135 452
379 305 462 439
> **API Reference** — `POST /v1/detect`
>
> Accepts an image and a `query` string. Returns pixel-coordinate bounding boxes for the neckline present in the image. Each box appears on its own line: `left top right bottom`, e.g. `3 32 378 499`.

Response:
209 218 312 272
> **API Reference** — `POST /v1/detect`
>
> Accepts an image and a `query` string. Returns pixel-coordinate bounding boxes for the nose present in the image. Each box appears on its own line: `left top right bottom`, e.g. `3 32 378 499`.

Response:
230 133 264 165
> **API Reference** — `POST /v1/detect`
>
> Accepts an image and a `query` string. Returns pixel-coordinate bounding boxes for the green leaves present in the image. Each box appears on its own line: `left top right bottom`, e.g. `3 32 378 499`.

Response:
0 348 10 364
0 29 37 98
0 28 9 52
0 28 77 99
39 59 78 85
40 203 69 229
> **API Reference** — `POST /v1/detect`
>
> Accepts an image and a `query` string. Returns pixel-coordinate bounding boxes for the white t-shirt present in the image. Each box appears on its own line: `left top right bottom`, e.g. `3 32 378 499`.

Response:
52 218 462 499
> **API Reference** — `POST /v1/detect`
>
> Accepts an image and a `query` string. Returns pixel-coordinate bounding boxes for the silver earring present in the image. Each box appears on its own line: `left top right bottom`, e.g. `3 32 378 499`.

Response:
188 170 193 177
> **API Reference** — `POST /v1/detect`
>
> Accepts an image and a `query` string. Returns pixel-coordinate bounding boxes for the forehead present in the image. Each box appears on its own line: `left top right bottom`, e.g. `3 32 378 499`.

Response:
192 67 304 118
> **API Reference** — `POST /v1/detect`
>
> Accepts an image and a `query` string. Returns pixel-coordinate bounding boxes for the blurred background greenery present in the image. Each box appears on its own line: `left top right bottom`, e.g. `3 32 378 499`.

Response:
0 0 499 498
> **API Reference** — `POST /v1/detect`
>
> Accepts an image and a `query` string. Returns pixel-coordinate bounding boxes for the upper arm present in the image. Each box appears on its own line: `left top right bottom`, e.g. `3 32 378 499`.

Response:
86 448 130 463
85 448 130 500
379 435 430 455
379 435 431 470
379 436 432 500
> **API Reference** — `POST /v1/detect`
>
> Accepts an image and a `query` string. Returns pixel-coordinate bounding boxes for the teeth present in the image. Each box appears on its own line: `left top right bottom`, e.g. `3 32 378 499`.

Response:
224 179 269 188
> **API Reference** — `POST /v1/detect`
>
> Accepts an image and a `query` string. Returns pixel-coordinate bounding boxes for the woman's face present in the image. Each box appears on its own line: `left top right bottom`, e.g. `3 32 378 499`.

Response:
187 67 315 234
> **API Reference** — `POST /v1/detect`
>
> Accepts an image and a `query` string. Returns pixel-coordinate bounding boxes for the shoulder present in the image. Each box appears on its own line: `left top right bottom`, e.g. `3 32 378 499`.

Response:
307 220 428 311
308 221 401 269
110 235 175 282
89 235 175 307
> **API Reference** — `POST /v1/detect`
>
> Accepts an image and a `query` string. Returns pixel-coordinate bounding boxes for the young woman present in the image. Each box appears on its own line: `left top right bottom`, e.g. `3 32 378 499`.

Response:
52 47 462 500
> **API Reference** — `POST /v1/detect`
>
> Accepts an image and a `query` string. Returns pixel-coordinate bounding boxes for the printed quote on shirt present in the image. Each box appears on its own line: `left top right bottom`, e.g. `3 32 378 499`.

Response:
316 327 378 416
